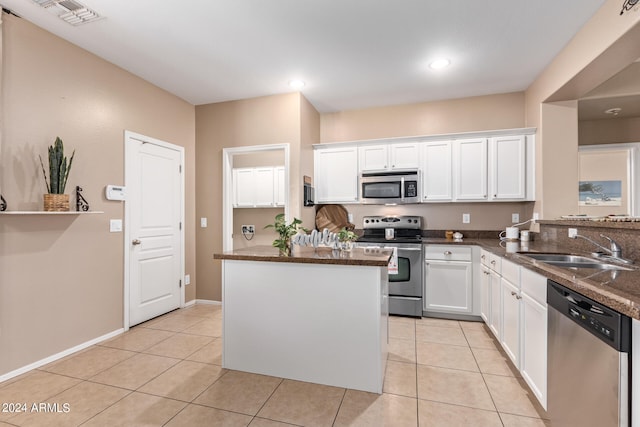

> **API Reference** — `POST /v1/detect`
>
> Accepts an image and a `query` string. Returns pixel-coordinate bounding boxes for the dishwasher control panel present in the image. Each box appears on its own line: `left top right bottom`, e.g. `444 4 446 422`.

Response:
548 280 630 351
568 306 614 342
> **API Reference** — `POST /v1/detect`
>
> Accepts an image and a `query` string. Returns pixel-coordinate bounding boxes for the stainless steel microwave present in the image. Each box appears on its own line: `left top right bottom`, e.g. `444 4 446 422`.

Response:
359 171 420 204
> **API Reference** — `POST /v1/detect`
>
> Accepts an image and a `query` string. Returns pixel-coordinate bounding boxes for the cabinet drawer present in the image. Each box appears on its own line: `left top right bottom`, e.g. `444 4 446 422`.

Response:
501 258 520 286
521 267 547 306
481 251 502 273
424 245 472 261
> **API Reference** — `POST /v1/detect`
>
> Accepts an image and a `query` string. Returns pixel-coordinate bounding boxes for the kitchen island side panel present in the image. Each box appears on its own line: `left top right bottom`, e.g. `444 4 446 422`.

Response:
222 259 388 393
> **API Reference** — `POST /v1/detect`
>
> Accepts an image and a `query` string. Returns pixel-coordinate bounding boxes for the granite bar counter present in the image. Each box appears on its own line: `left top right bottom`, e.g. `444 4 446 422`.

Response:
213 245 393 393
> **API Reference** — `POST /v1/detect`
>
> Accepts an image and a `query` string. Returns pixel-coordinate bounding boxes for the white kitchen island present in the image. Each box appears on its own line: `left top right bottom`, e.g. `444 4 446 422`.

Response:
214 245 392 394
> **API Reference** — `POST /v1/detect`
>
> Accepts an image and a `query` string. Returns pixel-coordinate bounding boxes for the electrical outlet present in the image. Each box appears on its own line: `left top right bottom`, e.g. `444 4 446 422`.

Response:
184 274 191 285
512 213 520 223
462 213 470 224
532 212 539 222
242 225 255 234
110 219 122 232
568 228 578 238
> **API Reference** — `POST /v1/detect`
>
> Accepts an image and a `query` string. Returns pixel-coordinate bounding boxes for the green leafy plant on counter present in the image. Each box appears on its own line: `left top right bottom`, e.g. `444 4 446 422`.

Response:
264 213 308 256
337 227 358 243
38 136 75 194
337 227 358 251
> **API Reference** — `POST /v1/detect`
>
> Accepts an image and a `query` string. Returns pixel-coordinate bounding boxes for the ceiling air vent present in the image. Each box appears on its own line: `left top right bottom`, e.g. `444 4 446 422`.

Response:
31 0 102 26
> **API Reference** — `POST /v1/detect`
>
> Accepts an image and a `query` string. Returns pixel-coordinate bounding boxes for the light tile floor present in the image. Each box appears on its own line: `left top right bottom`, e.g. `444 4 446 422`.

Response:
0 305 549 426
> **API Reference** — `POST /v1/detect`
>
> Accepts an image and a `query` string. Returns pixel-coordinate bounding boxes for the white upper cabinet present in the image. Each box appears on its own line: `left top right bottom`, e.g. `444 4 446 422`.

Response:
274 166 286 207
454 138 488 201
315 146 359 203
313 128 534 204
359 144 388 172
233 168 256 207
254 167 275 207
232 166 283 208
390 143 421 170
421 141 452 201
359 143 420 172
490 135 526 200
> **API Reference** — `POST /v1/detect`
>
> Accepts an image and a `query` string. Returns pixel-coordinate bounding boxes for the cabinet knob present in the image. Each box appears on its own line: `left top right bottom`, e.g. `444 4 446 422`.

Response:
490 260 496 265
481 255 485 260
516 295 522 300
132 239 142 245
511 291 516 296
444 251 452 255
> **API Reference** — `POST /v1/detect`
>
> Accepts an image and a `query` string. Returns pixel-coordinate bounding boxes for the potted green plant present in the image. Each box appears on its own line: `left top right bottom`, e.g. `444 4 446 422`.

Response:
337 227 358 251
264 213 308 256
38 137 75 211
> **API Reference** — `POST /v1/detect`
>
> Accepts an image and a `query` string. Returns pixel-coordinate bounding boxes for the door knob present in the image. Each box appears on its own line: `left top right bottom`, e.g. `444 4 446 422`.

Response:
132 239 142 245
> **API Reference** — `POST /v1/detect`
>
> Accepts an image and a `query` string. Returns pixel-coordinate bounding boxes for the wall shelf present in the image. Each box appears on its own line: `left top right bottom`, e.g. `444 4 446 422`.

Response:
0 211 104 215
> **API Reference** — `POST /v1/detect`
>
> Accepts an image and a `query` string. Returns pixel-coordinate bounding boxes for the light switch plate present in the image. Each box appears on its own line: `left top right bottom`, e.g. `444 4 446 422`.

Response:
462 213 470 224
110 219 122 232
185 274 190 285
200 218 207 228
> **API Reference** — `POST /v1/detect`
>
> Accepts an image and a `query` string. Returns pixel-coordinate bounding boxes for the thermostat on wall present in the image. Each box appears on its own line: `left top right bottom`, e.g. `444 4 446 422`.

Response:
105 185 126 201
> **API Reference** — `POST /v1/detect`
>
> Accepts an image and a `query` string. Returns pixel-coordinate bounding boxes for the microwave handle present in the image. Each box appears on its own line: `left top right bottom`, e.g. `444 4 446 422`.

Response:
400 176 405 199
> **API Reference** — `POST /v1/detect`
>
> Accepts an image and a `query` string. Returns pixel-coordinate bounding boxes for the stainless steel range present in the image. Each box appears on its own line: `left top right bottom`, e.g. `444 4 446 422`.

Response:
357 216 423 317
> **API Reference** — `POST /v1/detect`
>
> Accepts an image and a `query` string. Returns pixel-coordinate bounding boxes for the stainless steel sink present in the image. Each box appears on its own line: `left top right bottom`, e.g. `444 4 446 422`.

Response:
518 252 634 271
522 253 594 263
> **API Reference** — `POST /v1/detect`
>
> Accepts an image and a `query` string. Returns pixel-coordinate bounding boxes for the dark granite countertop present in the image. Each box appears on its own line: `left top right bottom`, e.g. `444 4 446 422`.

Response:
425 238 640 320
214 245 393 267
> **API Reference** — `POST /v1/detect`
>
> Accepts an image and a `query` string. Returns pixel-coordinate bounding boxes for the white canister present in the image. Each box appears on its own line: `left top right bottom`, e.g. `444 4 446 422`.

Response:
520 230 530 242
499 226 519 241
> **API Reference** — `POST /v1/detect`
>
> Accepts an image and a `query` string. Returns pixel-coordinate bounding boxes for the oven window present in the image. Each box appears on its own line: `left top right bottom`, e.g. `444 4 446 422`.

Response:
390 257 410 282
362 182 401 199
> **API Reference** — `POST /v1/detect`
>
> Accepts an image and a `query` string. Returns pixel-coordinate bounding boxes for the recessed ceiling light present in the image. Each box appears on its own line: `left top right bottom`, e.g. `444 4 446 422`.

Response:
288 80 306 90
429 58 451 70
604 107 622 116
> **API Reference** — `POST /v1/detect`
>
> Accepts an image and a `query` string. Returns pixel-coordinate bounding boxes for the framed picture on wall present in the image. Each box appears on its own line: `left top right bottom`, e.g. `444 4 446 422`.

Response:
579 180 622 206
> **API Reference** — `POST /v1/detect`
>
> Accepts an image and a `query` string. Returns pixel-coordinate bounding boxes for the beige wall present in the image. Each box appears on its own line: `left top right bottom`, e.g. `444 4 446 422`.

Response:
579 117 640 145
321 92 525 143
525 0 640 220
195 93 319 301
0 14 196 377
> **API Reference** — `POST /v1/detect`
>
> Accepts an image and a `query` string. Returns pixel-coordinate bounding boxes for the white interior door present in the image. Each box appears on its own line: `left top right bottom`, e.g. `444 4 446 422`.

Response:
126 133 183 327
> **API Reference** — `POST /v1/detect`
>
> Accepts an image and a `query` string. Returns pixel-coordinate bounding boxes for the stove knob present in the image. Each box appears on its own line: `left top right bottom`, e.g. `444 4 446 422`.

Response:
365 219 369 223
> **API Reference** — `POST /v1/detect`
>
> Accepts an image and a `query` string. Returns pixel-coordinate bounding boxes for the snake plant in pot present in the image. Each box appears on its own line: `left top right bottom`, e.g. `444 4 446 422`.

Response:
39 137 75 211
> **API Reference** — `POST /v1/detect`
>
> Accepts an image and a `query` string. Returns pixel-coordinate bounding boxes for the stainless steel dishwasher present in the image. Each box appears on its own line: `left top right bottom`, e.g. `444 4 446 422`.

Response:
547 280 631 426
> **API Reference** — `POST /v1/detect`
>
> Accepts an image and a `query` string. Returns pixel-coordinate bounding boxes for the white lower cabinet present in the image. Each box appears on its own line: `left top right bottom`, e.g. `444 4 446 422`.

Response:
479 251 547 410
501 278 521 368
424 245 476 315
489 269 501 338
520 269 547 410
480 265 490 323
424 261 473 314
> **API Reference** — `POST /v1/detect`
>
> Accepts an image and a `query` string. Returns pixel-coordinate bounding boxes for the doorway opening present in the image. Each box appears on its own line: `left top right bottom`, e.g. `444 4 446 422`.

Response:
222 144 290 251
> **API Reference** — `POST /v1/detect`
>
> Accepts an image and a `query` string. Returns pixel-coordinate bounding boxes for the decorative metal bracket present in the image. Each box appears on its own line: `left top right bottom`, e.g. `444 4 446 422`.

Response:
76 186 90 212
0 194 6 212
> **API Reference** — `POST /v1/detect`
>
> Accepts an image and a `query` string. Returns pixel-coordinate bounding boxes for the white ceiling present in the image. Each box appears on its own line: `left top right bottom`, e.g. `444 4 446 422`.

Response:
0 0 608 113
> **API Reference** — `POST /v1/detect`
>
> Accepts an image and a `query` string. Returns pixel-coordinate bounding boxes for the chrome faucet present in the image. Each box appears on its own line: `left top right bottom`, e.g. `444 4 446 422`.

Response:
570 233 631 264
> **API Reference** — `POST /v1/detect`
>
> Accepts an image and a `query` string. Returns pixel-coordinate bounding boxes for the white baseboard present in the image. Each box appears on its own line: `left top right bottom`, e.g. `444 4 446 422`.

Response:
0 328 125 383
183 299 197 308
194 299 222 306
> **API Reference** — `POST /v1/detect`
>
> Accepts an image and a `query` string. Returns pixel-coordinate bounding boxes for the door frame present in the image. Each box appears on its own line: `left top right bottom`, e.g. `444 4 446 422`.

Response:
222 144 290 251
123 130 185 330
